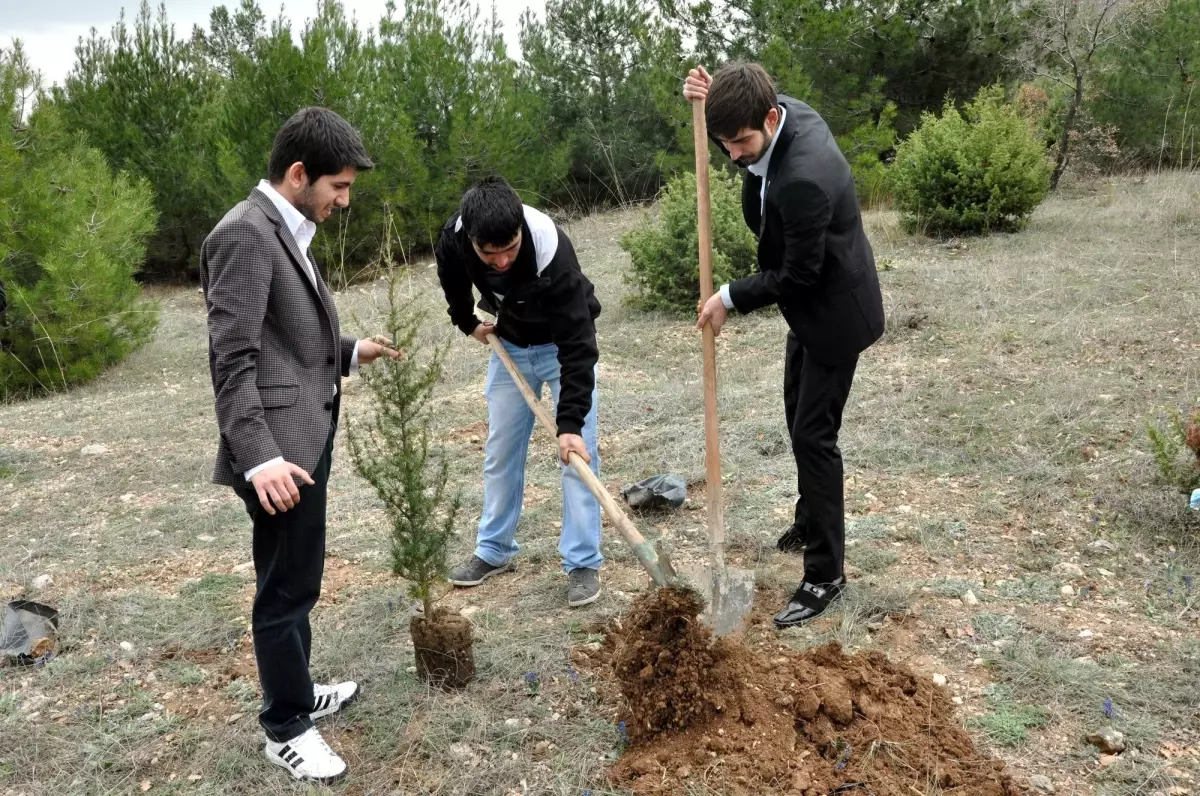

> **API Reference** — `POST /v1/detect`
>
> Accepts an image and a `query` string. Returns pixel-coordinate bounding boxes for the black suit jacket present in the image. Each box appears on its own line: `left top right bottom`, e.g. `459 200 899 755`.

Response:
724 95 885 365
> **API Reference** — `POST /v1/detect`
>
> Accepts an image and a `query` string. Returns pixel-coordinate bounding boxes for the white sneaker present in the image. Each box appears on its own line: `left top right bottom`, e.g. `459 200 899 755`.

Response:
311 681 359 720
265 726 347 783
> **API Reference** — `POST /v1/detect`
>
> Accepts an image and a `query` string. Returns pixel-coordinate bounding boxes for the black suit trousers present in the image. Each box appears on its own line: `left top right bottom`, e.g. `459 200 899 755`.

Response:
234 428 334 743
783 331 857 584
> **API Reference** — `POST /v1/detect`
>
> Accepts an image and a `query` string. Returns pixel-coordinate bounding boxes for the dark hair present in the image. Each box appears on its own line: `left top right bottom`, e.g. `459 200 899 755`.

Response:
268 107 374 184
706 62 777 140
460 177 524 248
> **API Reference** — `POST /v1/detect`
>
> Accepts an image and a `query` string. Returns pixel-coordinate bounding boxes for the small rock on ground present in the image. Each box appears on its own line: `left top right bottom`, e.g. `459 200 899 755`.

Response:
1086 727 1126 754
1029 774 1056 793
448 742 474 760
1052 562 1084 578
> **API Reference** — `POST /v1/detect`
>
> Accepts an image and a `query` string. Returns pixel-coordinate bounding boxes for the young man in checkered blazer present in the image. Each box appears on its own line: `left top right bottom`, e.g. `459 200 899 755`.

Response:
200 107 399 784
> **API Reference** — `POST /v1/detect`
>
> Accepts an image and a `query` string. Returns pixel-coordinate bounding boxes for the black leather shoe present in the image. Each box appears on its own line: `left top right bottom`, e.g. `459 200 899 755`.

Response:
776 524 807 554
773 577 846 628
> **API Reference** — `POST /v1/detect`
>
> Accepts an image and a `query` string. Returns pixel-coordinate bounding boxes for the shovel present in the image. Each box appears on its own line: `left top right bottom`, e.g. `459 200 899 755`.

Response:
484 333 677 589
682 96 756 636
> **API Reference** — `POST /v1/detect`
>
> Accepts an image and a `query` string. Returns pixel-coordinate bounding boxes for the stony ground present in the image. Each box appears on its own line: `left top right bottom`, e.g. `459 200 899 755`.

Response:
1 172 1198 795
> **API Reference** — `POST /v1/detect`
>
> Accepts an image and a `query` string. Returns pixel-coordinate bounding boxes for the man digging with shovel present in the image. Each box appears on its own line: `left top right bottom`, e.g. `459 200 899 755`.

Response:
436 177 605 608
685 63 885 627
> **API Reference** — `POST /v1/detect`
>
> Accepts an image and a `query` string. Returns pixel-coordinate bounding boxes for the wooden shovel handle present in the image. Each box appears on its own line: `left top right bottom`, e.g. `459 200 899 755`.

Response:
692 99 726 568
484 333 669 585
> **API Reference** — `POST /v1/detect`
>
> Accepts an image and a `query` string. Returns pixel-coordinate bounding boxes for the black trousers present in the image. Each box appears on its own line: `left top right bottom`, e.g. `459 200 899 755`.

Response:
783 331 858 584
234 430 334 743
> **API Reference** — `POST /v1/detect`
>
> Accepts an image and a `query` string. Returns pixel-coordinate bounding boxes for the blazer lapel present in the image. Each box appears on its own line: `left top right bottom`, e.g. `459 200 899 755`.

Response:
308 249 341 337
249 190 327 310
760 102 799 238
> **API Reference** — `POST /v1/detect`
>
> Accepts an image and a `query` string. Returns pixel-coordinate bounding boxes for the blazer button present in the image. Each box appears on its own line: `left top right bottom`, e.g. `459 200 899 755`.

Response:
324 401 333 410
327 355 335 365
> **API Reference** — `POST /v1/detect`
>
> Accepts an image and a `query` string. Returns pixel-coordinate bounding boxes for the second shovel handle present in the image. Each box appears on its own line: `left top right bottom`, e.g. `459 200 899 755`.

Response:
692 99 726 565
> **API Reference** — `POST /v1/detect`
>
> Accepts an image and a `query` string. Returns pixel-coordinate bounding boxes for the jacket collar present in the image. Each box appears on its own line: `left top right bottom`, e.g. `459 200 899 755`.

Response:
247 190 333 317
748 105 787 179
763 95 801 187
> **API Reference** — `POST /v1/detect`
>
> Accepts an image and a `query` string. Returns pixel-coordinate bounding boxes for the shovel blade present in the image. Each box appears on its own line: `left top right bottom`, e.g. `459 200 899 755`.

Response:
678 562 756 637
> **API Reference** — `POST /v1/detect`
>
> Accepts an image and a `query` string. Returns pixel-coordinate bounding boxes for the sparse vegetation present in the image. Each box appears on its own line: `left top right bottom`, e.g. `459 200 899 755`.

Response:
969 683 1051 746
1 173 1198 794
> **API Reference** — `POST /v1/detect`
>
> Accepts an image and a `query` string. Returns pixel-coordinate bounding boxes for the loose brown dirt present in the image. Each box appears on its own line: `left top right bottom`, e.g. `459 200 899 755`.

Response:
601 588 1025 796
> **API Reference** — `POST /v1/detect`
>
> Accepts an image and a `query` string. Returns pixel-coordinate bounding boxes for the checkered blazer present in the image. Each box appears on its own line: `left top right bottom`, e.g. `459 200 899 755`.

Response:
200 190 356 487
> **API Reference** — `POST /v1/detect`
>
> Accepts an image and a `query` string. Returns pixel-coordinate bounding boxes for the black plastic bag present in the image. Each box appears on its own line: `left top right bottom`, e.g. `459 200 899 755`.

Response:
620 474 687 510
1 600 58 665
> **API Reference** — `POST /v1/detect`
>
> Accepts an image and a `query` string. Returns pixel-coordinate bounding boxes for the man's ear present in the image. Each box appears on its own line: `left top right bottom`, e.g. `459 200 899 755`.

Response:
286 161 309 189
765 107 780 135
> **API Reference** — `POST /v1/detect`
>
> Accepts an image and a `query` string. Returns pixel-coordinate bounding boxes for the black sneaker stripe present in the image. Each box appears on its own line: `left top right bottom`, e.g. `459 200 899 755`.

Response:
292 756 304 767
279 744 292 759
284 750 297 763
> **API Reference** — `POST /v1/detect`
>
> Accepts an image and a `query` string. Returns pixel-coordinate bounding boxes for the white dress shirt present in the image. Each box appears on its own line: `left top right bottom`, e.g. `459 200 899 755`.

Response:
244 180 358 481
719 106 787 311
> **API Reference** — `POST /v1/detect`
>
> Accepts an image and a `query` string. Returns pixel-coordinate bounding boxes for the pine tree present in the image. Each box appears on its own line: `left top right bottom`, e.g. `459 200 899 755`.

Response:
1024 0 1153 188
1 43 160 399
1090 0 1200 167
56 1 229 279
345 241 460 619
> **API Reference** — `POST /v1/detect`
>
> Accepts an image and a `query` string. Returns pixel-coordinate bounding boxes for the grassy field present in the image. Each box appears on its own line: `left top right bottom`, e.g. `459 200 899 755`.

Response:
1 172 1199 796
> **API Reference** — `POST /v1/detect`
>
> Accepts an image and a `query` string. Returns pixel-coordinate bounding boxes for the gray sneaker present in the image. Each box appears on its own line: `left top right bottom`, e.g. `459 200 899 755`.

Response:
448 555 512 587
567 568 601 607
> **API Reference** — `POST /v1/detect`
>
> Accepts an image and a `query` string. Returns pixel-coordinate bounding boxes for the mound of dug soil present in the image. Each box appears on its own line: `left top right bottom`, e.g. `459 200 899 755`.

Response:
603 588 1023 796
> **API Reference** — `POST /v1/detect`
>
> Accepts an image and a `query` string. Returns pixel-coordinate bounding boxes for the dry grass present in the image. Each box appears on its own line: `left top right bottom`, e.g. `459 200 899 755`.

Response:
1 172 1198 795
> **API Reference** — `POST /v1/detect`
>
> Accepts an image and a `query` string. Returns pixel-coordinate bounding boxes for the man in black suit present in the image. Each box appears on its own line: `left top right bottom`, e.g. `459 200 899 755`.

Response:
686 62 885 628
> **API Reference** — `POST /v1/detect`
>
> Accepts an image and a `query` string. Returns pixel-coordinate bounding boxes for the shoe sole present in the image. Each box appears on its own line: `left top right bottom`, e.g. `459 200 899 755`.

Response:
311 684 359 720
567 589 601 608
449 561 512 587
264 748 347 784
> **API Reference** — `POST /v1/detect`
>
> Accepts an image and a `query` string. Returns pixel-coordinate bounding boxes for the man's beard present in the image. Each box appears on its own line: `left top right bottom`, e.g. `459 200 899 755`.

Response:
734 151 764 168
733 124 775 168
295 185 321 222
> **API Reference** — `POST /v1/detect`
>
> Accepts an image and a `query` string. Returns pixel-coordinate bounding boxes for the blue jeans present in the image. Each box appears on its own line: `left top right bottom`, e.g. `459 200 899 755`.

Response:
475 339 603 572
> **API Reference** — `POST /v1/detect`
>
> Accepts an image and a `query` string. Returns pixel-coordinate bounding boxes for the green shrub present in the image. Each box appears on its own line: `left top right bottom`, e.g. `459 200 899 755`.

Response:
837 98 899 208
621 169 757 314
1 52 159 400
967 684 1050 747
889 86 1051 236
1146 407 1200 494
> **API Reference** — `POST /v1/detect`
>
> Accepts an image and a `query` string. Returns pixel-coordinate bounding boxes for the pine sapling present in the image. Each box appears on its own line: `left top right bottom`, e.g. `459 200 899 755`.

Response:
346 271 460 619
1146 407 1200 494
